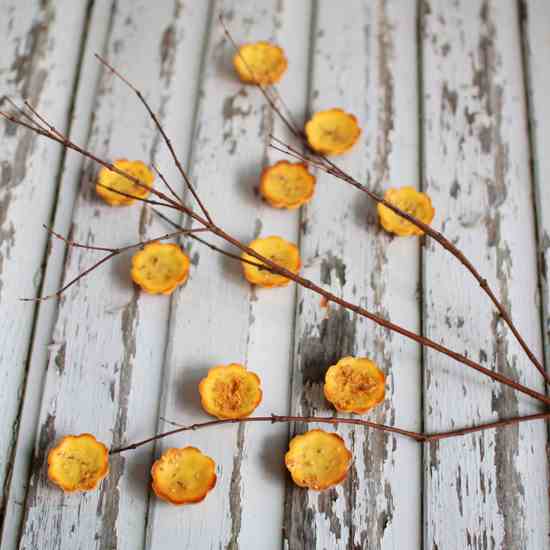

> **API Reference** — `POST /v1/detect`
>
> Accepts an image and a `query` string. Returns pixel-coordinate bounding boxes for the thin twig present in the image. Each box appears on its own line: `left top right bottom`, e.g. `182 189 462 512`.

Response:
44 225 117 252
112 409 550 454
424 410 550 442
151 208 280 273
0 110 184 213
47 224 208 253
272 136 547 384
20 251 118 302
23 225 210 302
95 53 213 225
3 98 49 134
0 111 55 139
269 138 336 173
151 163 183 206
218 15 302 139
24 100 66 141
95 181 179 210
109 414 427 454
278 128 549 386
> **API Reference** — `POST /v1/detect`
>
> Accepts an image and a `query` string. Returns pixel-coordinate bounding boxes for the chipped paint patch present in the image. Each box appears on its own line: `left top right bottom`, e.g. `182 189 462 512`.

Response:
372 5 395 191
96 290 139 549
316 487 342 540
227 424 245 550
441 82 458 116
53 343 66 376
222 89 252 155
320 252 346 288
25 412 56 512
357 430 395 549
299 308 357 387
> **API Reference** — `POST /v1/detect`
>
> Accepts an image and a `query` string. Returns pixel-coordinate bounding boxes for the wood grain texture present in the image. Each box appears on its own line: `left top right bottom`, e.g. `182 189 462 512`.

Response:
0 1 548 548
0 2 114 547
283 1 422 548
234 2 312 548
421 1 548 548
17 1 210 548
522 0 550 390
0 0 91 529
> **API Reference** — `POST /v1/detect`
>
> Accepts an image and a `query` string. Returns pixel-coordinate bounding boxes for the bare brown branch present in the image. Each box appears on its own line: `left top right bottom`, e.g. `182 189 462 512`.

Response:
24 224 209 301
151 162 184 206
3 98 50 134
110 414 426 454
24 100 67 141
218 15 302 139
151 207 282 273
111 409 550 454
21 251 118 302
95 53 213 225
424 410 550 442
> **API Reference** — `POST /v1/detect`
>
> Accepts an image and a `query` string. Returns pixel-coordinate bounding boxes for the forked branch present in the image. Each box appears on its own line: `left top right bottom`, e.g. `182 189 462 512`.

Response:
110 409 550 454
23 224 210 302
95 53 213 225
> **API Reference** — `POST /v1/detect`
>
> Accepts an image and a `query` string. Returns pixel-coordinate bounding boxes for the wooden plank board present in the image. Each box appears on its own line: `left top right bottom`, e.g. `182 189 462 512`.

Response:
283 1 422 548
522 0 550 387
144 1 308 548
0 1 115 547
234 2 312 549
17 2 211 548
0 0 91 527
421 1 549 548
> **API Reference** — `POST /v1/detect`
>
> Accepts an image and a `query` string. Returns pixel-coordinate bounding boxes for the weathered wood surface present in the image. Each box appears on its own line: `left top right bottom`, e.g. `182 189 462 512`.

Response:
421 1 548 548
524 0 550 406
15 1 211 548
0 1 548 549
1 2 115 546
0 0 91 528
284 2 421 549
145 1 302 548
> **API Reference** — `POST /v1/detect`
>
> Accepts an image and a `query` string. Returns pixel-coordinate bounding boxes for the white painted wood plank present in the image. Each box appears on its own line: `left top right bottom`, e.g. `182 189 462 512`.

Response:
0 2 114 547
144 1 306 548
522 0 550 386
17 2 210 549
0 0 91 524
235 2 312 549
421 1 548 548
284 1 422 548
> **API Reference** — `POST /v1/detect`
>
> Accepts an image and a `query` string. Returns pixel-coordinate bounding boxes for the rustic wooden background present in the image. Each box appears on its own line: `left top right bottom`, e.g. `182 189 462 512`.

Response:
1 0 549 548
